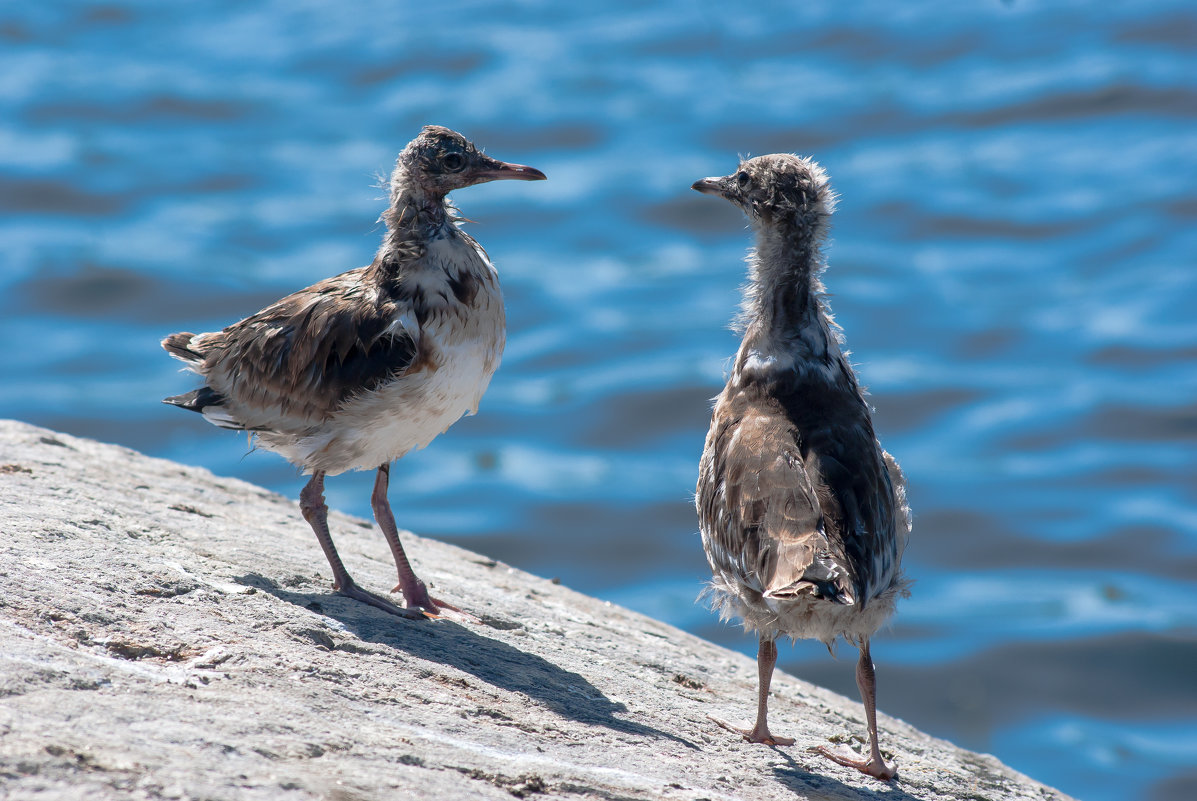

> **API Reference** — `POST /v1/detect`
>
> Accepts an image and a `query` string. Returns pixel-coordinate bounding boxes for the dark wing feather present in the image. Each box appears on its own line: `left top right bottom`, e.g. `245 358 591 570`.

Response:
775 379 902 607
699 394 855 605
162 268 420 430
700 356 903 609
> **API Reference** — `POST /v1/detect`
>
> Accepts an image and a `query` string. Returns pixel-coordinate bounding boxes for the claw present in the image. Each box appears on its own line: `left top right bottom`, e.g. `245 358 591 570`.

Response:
337 581 427 620
709 715 795 746
816 745 897 781
390 581 479 624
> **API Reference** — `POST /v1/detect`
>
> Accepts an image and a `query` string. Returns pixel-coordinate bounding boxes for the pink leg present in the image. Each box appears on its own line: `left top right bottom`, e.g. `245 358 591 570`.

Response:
817 639 897 780
711 637 795 746
371 464 468 617
299 471 422 619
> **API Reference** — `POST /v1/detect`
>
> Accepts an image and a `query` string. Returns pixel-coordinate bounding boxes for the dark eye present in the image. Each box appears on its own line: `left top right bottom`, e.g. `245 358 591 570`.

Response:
442 152 466 172
736 171 750 187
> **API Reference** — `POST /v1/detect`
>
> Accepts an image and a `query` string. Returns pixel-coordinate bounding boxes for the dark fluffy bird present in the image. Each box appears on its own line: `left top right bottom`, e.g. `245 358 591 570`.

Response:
162 125 545 621
692 154 911 780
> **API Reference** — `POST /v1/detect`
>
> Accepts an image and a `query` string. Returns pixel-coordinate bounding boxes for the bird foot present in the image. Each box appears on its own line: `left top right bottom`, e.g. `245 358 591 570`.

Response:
815 745 897 781
422 599 481 625
336 581 427 620
391 580 480 624
392 577 438 610
708 715 795 746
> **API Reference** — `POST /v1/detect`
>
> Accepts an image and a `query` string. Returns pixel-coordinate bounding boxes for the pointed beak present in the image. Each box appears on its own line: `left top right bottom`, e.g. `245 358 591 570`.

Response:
471 158 547 183
691 176 727 196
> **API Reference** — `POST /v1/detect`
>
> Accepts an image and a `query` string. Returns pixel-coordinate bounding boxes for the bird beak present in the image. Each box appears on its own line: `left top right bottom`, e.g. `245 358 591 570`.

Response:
691 176 727 196
471 158 547 183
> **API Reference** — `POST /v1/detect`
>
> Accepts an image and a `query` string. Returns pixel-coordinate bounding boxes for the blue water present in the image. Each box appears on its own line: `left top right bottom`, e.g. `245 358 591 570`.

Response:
2 2 1195 798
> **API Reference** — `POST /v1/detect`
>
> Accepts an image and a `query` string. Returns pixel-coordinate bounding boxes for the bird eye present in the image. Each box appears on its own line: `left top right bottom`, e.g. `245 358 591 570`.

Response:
736 171 750 187
442 153 467 172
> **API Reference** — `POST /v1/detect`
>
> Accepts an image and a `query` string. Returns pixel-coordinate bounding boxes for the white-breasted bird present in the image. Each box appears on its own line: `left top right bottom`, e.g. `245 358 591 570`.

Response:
693 154 911 780
162 125 545 621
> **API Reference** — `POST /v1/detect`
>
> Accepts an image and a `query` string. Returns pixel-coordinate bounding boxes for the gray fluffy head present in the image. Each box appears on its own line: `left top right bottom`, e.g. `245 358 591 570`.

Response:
380 125 544 251
694 153 838 234
391 125 486 200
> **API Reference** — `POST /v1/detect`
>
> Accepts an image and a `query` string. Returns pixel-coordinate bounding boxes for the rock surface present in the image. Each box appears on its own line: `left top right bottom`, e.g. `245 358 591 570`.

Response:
0 419 1071 801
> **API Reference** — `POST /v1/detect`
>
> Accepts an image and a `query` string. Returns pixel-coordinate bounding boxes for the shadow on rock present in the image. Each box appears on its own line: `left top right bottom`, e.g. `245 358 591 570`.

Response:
238 573 697 749
770 748 922 800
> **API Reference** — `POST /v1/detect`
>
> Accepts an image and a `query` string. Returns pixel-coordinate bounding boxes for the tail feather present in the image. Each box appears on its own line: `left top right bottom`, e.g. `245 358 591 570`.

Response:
163 387 245 431
162 332 205 365
761 540 856 605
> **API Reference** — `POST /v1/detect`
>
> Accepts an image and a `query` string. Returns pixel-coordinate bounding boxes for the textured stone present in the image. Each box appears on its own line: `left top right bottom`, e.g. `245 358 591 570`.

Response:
0 420 1071 800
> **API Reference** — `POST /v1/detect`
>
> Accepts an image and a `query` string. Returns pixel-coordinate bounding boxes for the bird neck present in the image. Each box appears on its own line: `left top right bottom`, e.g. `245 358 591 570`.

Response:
371 181 451 279
743 225 828 339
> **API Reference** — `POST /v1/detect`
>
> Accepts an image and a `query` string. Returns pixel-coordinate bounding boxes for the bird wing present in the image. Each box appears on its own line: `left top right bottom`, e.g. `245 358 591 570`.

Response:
700 400 856 605
162 268 422 432
791 406 904 607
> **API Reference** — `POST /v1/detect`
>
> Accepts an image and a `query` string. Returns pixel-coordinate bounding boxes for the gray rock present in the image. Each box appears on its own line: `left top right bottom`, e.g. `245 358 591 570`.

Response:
0 419 1071 800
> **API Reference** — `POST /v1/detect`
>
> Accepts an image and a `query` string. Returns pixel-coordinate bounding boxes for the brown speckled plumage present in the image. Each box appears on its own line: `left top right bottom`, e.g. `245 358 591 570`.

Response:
162 126 544 620
693 154 910 779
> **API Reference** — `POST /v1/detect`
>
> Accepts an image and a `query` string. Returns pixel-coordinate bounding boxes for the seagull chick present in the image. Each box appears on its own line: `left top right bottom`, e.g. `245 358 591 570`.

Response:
162 125 545 621
692 154 911 780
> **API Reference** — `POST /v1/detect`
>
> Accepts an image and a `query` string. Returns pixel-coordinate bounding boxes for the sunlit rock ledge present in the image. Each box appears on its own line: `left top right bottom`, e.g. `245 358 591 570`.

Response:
0 419 1071 801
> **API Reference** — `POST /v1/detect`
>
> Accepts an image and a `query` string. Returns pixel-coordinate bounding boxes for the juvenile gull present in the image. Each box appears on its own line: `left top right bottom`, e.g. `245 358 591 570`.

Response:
162 126 545 621
692 154 911 779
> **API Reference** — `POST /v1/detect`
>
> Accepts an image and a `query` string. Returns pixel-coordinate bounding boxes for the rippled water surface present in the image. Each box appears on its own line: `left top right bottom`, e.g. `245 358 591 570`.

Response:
2 2 1195 798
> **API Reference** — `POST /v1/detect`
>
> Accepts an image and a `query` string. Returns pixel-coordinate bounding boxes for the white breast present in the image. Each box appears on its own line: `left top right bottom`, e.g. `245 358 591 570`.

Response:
322 295 504 474
272 236 507 476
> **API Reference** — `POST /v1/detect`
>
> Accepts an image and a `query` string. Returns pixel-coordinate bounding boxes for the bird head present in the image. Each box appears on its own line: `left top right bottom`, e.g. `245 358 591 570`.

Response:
395 125 546 200
692 154 836 232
